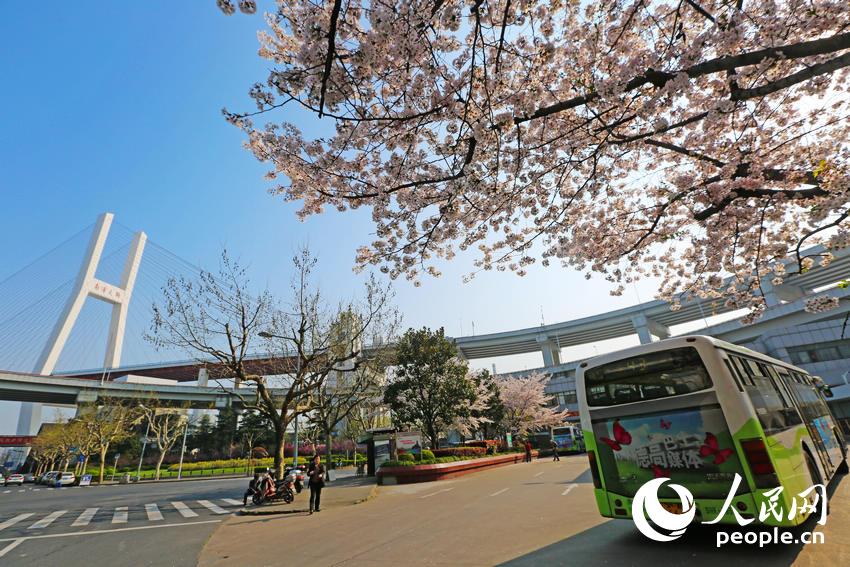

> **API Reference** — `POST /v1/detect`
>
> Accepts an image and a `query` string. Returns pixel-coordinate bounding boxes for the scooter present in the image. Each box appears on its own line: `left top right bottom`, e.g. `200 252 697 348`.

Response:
284 465 304 494
252 471 294 505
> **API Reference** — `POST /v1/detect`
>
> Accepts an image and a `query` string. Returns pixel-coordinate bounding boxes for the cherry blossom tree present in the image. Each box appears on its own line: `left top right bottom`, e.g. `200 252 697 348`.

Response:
222 0 850 319
448 370 501 438
499 373 569 436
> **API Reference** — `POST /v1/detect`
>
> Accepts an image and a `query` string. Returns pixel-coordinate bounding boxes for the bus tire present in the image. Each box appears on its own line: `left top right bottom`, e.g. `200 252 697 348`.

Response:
804 450 828 518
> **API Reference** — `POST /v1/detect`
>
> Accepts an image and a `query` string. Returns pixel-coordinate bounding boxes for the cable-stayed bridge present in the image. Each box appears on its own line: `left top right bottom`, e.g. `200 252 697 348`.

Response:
0 212 309 453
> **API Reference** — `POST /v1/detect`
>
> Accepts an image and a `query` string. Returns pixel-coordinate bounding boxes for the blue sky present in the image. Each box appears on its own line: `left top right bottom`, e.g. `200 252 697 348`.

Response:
0 3 669 432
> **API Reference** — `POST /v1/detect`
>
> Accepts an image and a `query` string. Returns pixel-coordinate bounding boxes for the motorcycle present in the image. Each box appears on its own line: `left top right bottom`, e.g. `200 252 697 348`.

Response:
284 465 305 494
252 470 294 505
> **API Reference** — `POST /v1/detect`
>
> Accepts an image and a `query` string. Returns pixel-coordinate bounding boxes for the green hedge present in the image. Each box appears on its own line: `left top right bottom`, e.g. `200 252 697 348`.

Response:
381 451 522 468
432 447 486 458
166 454 364 472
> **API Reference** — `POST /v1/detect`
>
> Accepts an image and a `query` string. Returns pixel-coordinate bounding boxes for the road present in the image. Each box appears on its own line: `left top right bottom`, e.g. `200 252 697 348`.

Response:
201 454 850 566
0 476 252 566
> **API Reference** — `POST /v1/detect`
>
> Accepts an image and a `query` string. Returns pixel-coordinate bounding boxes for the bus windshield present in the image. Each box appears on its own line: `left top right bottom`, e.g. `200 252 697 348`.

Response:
585 347 712 406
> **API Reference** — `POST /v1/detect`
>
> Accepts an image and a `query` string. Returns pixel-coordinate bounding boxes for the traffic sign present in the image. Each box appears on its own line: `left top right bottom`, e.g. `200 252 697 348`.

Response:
79 475 92 486
77 454 85 463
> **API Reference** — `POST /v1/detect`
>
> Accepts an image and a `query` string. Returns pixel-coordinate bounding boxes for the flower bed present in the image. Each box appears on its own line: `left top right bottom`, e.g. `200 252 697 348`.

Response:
377 451 538 485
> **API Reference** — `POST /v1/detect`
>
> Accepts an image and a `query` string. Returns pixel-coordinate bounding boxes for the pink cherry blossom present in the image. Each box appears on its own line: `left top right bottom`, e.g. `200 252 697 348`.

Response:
225 1 850 319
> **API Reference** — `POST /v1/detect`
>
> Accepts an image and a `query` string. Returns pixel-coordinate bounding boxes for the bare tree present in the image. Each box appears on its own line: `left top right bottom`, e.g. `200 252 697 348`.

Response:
307 359 387 478
150 248 396 478
138 403 190 481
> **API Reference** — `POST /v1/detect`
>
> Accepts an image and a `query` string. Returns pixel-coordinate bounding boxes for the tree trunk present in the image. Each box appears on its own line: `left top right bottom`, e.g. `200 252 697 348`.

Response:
154 450 167 481
98 445 109 484
273 425 285 480
324 427 333 481
83 456 90 478
428 424 439 449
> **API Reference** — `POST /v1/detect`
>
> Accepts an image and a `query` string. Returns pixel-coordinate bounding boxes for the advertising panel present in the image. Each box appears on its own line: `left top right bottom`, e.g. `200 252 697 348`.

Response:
592 405 746 499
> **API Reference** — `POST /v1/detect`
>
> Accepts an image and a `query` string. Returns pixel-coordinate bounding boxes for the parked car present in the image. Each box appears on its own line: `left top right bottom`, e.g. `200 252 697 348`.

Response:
55 472 76 487
23 473 36 483
0 474 4 485
5 473 24 486
39 471 59 485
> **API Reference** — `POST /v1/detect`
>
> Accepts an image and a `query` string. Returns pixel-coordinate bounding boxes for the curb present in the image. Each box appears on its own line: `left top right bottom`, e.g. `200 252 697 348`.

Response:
353 483 379 505
239 506 309 516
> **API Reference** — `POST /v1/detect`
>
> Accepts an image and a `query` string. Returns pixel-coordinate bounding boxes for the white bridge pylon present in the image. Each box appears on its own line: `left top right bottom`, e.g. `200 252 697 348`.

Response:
16 212 147 435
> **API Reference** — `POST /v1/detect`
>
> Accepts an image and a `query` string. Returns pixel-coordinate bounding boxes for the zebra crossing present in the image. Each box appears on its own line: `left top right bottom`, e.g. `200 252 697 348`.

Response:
0 499 243 534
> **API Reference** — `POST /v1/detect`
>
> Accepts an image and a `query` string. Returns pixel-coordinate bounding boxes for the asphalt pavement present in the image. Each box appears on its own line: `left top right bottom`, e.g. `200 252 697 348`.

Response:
0 476 252 566
200 454 850 567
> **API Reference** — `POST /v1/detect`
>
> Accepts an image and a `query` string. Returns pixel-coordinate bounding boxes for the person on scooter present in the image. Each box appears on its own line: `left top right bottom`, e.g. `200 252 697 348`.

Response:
307 455 326 514
243 472 261 506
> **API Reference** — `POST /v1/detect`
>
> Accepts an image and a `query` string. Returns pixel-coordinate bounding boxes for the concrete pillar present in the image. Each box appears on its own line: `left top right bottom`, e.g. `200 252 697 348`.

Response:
536 335 562 367
631 314 670 345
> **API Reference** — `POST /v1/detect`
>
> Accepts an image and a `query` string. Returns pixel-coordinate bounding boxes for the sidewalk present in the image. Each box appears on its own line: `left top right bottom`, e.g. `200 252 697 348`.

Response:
200 475 377 564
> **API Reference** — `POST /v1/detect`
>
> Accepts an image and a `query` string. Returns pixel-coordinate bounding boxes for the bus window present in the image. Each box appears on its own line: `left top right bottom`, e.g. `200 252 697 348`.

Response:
584 347 712 406
729 356 754 387
723 358 744 392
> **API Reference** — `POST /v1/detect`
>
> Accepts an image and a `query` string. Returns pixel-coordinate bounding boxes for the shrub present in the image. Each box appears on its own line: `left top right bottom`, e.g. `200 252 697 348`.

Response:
398 453 415 462
465 440 500 454
431 447 486 458
420 449 435 461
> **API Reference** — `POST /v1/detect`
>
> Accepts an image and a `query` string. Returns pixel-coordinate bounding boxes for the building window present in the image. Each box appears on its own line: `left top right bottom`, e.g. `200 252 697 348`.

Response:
788 339 850 365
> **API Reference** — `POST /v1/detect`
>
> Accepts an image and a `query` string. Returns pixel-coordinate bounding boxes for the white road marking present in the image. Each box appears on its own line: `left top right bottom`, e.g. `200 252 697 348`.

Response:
33 489 40 492
145 504 163 521
0 538 24 558
0 514 34 532
534 471 545 477
222 499 242 506
29 511 67 530
112 507 128 524
489 488 509 497
198 500 228 514
17 490 24 493
2 490 9 494
171 501 198 518
47 488 53 491
72 508 99 527
419 487 455 499
0 520 222 545
562 484 578 496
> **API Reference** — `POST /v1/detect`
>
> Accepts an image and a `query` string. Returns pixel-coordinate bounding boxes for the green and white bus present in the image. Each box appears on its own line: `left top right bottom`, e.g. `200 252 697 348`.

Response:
577 335 847 526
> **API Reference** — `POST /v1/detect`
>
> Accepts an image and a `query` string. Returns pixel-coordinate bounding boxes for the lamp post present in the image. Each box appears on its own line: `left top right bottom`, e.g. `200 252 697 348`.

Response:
136 420 150 482
177 417 190 480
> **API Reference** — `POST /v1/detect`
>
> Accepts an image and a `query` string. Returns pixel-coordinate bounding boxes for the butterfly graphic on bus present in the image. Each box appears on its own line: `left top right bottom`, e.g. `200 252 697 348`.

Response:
599 420 632 451
699 432 734 465
660 418 672 430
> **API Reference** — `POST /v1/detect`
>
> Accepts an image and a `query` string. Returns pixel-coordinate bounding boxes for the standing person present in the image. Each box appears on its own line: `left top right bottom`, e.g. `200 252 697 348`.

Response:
524 440 532 463
307 455 326 514
551 439 560 462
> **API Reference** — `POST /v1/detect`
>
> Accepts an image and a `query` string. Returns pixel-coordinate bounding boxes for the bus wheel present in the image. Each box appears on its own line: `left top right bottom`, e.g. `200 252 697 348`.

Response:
804 451 828 518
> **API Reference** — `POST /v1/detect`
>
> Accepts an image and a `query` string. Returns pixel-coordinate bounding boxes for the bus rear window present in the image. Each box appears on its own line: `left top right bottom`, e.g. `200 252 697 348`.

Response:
585 347 712 406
